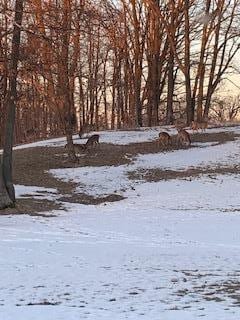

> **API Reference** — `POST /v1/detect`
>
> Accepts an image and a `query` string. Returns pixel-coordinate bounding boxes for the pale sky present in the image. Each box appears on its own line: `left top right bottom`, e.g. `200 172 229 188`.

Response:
221 74 240 97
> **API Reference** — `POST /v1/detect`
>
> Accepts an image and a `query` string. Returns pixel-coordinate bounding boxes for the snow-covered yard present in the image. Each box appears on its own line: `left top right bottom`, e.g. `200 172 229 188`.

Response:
1 125 240 319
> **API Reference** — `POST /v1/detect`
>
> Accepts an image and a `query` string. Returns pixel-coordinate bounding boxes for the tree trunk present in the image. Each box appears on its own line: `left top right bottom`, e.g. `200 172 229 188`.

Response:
59 0 77 162
184 0 194 125
196 0 211 122
0 0 24 209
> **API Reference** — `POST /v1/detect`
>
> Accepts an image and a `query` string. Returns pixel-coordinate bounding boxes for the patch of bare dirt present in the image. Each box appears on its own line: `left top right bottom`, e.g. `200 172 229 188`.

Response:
0 198 61 216
128 166 240 183
175 269 240 308
58 193 125 205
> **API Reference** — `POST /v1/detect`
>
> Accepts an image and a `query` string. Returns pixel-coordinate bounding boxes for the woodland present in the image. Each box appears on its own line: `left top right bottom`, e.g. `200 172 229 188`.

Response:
1 2 240 316
0 0 239 208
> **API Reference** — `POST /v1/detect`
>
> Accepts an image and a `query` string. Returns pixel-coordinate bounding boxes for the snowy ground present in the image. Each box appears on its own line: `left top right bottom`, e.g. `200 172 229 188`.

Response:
11 122 240 150
1 125 240 319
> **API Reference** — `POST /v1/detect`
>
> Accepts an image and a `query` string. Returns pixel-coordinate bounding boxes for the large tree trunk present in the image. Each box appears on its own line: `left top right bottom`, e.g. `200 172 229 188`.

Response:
0 0 24 209
0 172 13 209
58 0 77 162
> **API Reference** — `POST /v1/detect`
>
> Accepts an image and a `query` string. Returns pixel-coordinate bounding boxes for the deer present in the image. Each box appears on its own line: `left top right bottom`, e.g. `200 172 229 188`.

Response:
199 121 208 132
84 134 100 150
65 143 85 153
191 120 208 132
176 128 191 147
158 132 171 148
191 121 199 132
78 123 96 139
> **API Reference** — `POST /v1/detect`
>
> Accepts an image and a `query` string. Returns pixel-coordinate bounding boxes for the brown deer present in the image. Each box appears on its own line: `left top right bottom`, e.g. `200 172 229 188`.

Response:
199 121 208 131
78 127 84 139
191 120 208 132
191 121 199 132
84 134 100 150
65 143 85 153
79 123 95 139
158 132 171 148
176 128 191 147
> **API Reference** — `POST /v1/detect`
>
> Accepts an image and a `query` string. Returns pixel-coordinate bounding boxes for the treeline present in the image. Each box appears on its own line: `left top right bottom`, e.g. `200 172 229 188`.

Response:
0 0 239 145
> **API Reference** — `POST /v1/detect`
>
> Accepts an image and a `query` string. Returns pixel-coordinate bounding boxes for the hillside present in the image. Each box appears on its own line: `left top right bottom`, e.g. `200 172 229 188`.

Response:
1 125 240 319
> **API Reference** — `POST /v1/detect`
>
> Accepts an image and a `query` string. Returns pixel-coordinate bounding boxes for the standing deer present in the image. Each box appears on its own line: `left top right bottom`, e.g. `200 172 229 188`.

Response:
176 128 191 147
191 121 199 132
158 132 171 148
199 121 208 132
191 121 208 132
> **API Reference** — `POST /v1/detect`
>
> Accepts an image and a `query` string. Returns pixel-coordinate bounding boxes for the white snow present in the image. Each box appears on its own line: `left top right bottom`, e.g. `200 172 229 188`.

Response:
10 123 240 150
1 125 240 319
11 127 163 150
135 138 240 170
15 185 58 200
50 126 240 198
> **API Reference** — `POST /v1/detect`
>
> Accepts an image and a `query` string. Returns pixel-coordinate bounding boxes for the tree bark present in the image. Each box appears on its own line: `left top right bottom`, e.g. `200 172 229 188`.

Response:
0 0 24 209
196 0 211 122
184 0 194 125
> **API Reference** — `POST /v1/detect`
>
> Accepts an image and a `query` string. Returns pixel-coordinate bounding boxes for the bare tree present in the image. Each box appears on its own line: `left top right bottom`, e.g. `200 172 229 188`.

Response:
0 0 24 209
0 0 239 153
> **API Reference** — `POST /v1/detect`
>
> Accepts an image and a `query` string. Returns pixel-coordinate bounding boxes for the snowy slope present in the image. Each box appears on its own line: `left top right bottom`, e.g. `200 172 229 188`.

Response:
1 125 240 319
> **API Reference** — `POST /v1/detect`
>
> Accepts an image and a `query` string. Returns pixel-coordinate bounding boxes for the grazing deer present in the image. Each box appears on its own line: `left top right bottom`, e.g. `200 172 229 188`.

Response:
79 123 95 139
158 132 171 148
78 127 84 139
84 134 100 150
176 128 191 147
65 143 85 153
